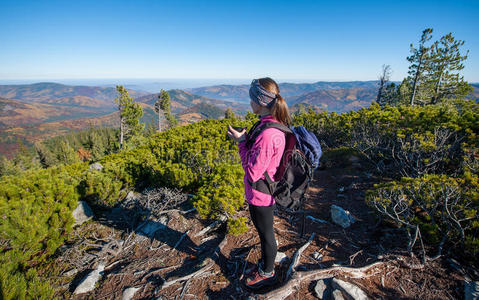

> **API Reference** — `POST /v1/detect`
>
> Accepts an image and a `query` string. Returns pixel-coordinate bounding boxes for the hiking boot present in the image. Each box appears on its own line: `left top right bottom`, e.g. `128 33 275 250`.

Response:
244 266 276 289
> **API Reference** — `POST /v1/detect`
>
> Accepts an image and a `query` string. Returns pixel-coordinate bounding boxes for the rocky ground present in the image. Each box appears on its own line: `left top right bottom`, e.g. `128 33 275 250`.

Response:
48 159 476 299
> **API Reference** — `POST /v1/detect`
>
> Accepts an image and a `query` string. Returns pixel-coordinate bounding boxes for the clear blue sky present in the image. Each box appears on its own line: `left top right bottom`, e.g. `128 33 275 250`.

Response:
1 0 478 82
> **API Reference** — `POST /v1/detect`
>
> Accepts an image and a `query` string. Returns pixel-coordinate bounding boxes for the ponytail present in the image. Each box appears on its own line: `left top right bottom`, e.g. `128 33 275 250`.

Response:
272 94 291 126
257 77 292 126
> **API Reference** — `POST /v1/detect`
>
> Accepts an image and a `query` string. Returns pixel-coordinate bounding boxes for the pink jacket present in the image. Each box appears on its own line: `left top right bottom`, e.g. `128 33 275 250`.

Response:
238 114 286 206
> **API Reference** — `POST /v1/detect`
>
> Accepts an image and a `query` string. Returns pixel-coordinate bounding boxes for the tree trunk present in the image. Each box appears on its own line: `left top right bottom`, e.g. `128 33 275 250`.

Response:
120 116 124 149
158 110 162 133
377 79 384 104
410 51 426 106
432 70 444 104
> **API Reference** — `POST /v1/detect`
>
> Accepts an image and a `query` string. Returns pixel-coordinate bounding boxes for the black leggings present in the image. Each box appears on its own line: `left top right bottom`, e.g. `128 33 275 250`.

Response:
249 204 277 273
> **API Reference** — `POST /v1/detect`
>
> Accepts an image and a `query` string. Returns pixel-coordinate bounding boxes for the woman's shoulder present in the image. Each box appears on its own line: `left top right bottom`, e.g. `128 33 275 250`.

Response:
258 126 286 146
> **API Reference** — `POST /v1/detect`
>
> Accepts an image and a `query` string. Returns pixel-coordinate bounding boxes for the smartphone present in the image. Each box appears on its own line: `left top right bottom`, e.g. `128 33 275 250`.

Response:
229 126 246 132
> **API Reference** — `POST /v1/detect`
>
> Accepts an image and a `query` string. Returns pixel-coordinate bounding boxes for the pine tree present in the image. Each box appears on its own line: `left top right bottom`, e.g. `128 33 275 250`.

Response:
224 107 236 119
34 141 56 168
0 156 16 177
114 85 144 149
377 65 397 107
13 138 41 171
87 127 105 161
144 122 157 137
57 141 80 165
427 33 471 104
407 28 434 106
155 89 177 131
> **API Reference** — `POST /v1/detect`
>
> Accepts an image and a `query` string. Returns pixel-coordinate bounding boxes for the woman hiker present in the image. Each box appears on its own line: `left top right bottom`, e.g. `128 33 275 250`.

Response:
227 77 291 289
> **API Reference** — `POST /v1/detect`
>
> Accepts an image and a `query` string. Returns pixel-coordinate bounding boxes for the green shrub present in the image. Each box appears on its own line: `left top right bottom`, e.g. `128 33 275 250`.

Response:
366 174 479 259
296 101 478 178
227 217 249 235
0 164 84 299
0 251 55 300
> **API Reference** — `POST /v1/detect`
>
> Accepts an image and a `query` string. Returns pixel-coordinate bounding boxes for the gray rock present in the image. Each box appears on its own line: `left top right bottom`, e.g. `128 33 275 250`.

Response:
275 252 288 264
332 289 345 300
63 268 78 277
122 286 141 300
331 205 356 229
332 278 368 300
89 162 103 171
73 263 105 295
138 220 166 237
465 280 479 300
314 279 328 299
72 201 94 227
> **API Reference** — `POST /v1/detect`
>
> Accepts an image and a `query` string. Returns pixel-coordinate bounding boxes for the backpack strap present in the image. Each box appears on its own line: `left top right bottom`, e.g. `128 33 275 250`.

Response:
245 122 293 149
245 121 294 195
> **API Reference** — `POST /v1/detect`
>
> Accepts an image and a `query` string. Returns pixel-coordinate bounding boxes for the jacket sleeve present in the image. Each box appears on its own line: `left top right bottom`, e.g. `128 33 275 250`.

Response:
238 129 282 183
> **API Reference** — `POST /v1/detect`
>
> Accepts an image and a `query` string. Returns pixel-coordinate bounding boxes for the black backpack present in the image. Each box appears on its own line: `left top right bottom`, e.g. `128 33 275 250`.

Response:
245 120 322 210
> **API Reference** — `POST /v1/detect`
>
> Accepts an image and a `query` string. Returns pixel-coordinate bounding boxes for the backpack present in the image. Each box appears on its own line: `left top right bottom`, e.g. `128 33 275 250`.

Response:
245 120 322 210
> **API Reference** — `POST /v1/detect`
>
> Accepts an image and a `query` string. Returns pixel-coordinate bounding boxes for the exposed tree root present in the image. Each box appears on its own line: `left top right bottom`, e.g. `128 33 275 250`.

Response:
162 262 213 289
263 262 384 300
286 233 315 280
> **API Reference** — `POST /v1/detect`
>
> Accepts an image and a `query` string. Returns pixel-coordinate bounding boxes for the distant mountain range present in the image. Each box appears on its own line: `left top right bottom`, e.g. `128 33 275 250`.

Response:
288 88 377 113
0 82 147 105
187 80 380 102
4 80 476 158
135 89 249 115
0 97 114 127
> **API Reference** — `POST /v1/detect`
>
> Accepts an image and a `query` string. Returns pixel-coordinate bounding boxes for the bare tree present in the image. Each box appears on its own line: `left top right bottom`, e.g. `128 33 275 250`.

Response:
377 64 392 106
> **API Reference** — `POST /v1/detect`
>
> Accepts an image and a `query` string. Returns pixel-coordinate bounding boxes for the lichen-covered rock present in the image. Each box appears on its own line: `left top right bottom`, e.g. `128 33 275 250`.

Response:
73 263 105 295
122 286 141 300
331 205 356 228
73 201 94 227
332 278 368 300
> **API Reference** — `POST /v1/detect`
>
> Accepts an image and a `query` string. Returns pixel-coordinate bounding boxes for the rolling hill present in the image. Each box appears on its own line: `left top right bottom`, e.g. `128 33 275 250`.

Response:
187 81 380 102
288 88 377 113
0 97 115 127
0 82 147 104
135 89 249 115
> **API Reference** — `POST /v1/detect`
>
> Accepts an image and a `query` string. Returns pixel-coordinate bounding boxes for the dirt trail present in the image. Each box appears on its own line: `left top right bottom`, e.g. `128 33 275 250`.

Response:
54 162 465 300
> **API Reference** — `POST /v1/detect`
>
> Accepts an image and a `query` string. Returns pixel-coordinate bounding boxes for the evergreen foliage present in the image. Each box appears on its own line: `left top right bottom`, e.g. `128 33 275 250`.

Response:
0 162 88 298
224 107 236 119
379 28 471 107
155 89 178 131
114 85 144 149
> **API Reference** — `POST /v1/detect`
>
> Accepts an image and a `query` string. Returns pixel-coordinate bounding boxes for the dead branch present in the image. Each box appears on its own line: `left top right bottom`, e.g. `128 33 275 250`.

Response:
306 215 330 224
349 250 363 265
262 262 384 300
194 216 226 237
173 230 190 250
162 261 214 290
161 236 228 289
286 233 315 280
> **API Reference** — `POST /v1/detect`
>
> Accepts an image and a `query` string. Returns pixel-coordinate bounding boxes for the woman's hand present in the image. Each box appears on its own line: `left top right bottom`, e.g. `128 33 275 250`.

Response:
227 125 246 143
